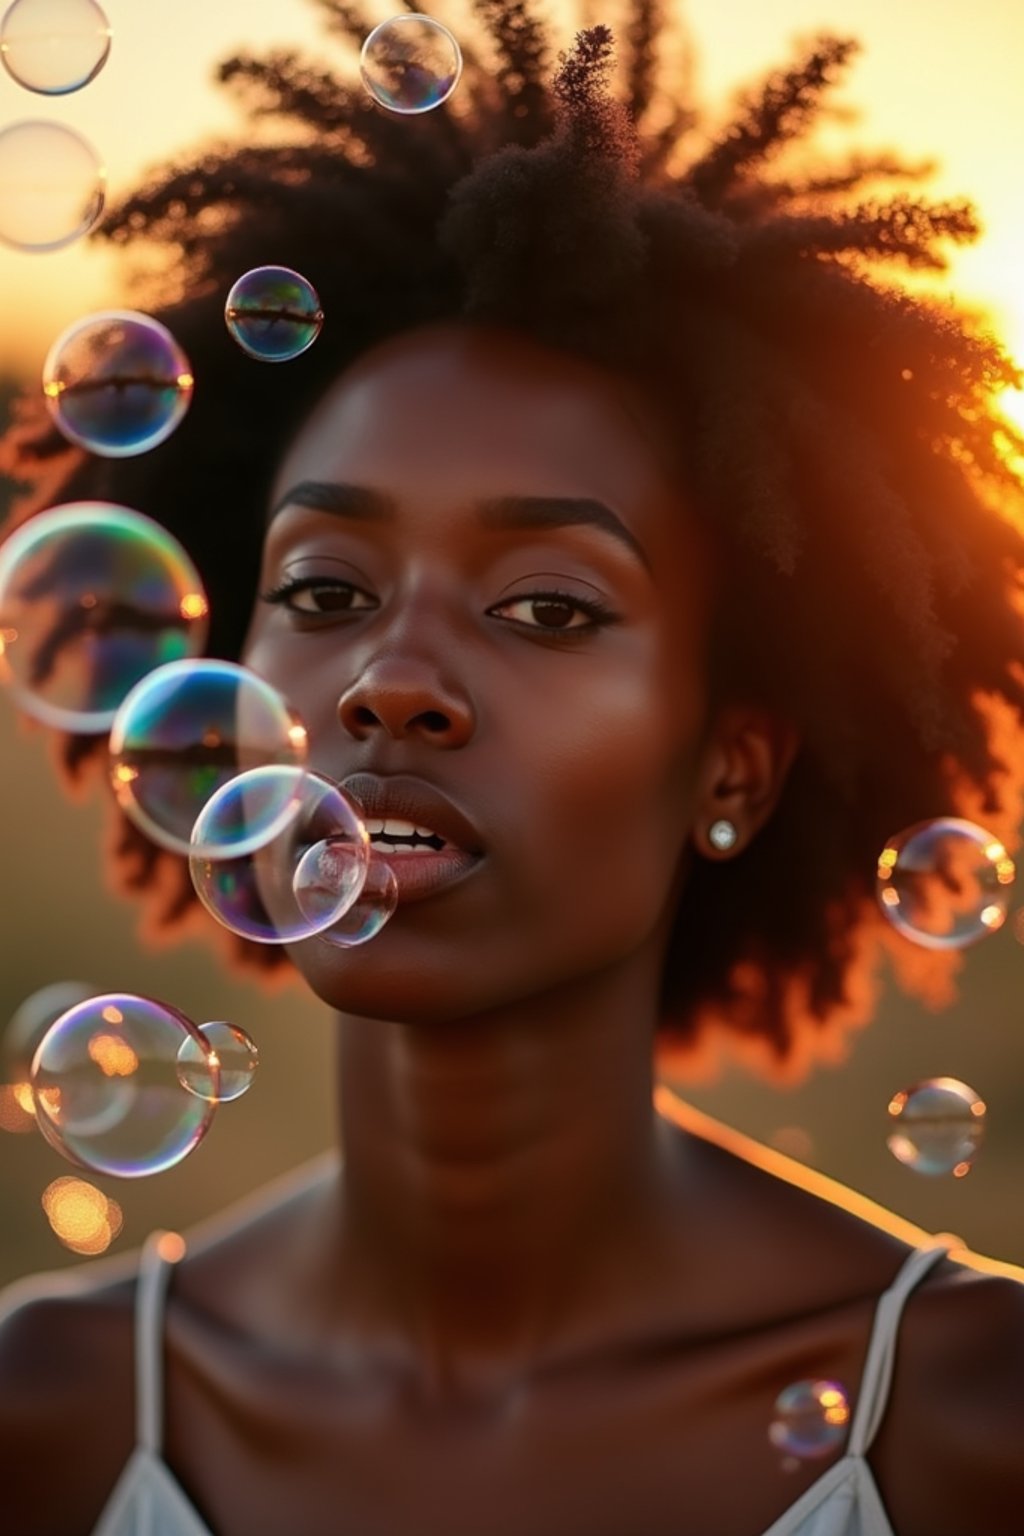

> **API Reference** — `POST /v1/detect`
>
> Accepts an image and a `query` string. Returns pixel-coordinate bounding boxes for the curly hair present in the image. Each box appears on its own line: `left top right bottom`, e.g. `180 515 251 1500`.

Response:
2 0 1023 1080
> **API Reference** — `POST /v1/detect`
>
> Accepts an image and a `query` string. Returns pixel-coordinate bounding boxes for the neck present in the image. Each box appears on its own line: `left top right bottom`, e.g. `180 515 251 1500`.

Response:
329 950 687 1403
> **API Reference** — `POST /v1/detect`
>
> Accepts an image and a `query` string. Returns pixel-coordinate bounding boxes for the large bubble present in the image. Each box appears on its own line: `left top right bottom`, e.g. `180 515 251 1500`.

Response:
769 1380 850 1462
109 659 308 856
0 502 208 731
360 15 462 114
876 817 1015 949
43 310 194 457
189 767 370 944
0 118 104 249
225 266 324 362
31 992 219 1177
0 0 111 95
886 1076 986 1177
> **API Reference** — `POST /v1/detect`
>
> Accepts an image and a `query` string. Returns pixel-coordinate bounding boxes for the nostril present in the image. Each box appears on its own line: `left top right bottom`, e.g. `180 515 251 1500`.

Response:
421 711 448 734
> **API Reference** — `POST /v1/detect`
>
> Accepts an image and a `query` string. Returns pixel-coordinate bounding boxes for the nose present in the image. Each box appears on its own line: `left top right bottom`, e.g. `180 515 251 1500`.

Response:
336 654 474 747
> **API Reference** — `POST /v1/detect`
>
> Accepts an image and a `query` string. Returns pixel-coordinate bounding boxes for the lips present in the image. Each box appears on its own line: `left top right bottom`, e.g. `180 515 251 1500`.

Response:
338 773 484 907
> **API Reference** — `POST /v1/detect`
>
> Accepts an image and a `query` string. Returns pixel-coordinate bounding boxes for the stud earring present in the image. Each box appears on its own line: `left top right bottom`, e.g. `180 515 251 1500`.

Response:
708 818 738 852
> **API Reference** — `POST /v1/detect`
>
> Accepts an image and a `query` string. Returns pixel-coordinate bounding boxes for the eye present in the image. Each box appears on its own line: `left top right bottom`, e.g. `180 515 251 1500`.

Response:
488 590 616 635
260 576 375 615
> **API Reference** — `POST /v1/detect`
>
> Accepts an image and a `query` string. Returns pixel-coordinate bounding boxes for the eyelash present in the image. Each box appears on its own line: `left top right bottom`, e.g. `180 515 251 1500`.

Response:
259 576 617 639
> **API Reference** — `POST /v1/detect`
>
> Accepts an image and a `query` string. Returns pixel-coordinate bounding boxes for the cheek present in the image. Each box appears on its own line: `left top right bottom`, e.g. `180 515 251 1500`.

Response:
506 639 706 934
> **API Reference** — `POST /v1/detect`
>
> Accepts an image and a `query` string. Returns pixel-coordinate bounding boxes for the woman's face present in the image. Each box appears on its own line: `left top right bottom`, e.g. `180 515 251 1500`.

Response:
243 323 716 1021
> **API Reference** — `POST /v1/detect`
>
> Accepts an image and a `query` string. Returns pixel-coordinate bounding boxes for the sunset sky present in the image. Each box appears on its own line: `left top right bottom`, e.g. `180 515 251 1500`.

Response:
2 0 1024 422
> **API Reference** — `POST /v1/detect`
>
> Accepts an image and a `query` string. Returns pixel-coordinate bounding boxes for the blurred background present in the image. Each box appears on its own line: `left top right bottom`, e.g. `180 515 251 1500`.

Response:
1 0 1023 1285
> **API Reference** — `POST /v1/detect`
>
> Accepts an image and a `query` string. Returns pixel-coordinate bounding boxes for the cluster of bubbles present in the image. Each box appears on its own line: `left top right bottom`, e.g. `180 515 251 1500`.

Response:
0 0 111 251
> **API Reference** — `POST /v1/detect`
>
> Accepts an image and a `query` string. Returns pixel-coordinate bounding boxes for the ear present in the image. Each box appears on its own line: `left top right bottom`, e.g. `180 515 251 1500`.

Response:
691 705 800 860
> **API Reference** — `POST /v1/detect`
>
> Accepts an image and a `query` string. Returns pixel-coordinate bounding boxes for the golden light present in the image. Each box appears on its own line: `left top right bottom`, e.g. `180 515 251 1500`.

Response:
0 1084 34 1134
113 763 139 785
87 1032 139 1077
953 1161 972 1179
979 904 1006 931
287 722 308 750
12 1081 34 1114
887 1092 908 1117
177 372 194 389
41 1176 124 1255
880 886 900 908
156 1231 186 1263
179 591 208 620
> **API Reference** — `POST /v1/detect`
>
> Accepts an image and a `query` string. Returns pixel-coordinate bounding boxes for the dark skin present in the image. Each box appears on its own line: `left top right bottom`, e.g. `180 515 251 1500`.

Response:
2 325 1023 1536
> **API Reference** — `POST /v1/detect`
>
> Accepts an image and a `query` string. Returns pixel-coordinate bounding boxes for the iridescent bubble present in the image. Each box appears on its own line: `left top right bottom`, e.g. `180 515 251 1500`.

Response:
31 992 219 1177
176 1020 258 1103
886 1076 985 1177
360 15 462 114
0 502 208 731
109 659 308 856
295 845 398 946
769 1380 850 1461
43 310 194 457
1 980 95 1132
225 266 323 362
876 817 1015 950
0 118 104 250
1 0 111 95
189 767 370 944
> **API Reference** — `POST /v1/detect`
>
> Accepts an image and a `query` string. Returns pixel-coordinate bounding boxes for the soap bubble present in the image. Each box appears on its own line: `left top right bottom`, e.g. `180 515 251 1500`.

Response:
225 266 323 362
190 767 370 944
769 1380 850 1461
176 1020 259 1103
886 1076 985 1176
876 817 1015 949
294 845 398 946
0 118 104 249
1 980 95 1133
31 992 219 1177
109 659 308 856
1 0 111 95
43 310 194 457
360 15 462 114
0 502 208 731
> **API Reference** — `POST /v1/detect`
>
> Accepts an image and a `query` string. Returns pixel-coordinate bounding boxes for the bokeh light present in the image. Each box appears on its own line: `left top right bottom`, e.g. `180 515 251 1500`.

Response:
769 1380 850 1461
41 1175 123 1255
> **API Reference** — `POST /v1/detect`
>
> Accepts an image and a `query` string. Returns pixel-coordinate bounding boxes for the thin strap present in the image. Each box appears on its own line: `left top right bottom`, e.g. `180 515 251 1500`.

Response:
135 1231 185 1454
847 1235 956 1456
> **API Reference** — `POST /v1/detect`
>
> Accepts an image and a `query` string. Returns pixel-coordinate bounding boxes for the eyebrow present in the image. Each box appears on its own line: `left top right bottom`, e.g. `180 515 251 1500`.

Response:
269 481 652 572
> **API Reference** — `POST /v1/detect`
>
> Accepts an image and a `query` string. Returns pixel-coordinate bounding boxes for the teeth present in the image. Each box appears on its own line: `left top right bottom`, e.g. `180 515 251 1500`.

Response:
372 838 439 854
365 816 443 840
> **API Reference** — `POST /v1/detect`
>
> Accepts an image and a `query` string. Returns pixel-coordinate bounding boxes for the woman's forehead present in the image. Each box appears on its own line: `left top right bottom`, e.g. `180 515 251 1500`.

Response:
271 323 690 534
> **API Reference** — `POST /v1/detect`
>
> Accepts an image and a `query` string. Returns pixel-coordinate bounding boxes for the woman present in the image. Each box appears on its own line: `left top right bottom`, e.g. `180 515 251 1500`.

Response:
1 3 1023 1532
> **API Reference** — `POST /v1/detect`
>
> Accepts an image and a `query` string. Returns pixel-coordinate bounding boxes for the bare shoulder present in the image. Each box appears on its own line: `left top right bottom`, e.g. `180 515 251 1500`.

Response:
0 1251 138 1536
872 1244 1024 1535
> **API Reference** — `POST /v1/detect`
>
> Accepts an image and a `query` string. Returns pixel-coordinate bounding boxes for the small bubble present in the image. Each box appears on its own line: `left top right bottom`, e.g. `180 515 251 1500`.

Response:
360 15 462 114
43 310 194 457
769 1380 850 1461
225 266 323 362
176 1021 259 1103
293 842 396 945
886 1076 985 1176
876 817 1015 949
1 0 111 96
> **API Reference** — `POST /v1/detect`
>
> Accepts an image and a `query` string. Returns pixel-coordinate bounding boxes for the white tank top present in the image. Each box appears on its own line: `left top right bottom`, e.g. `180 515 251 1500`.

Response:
84 1232 953 1536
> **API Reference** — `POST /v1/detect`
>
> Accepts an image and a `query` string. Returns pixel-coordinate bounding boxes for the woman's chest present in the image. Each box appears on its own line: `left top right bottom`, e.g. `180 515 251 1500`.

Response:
164 1322 869 1536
